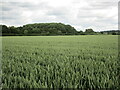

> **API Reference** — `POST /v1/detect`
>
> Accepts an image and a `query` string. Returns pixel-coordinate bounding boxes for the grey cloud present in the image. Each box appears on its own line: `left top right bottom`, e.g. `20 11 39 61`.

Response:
80 2 117 11
46 7 69 16
1 1 50 12
1 0 118 31
2 6 12 11
90 2 117 9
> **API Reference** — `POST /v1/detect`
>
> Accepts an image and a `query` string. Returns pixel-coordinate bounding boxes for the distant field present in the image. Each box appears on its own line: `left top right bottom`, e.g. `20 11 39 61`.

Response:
2 35 119 88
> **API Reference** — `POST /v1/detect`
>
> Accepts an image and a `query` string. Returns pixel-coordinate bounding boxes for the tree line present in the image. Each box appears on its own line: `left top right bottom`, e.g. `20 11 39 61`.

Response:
0 23 119 36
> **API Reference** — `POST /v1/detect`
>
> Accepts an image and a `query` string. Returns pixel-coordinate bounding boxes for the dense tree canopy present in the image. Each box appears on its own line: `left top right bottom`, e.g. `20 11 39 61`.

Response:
0 23 119 36
1 23 78 36
84 29 96 35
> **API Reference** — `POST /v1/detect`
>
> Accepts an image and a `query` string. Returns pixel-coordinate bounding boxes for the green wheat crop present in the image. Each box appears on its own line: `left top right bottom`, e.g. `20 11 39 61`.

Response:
1 35 119 89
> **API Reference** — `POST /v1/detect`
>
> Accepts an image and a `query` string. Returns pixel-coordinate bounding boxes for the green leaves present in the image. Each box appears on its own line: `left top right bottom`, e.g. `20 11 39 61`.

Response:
2 35 119 88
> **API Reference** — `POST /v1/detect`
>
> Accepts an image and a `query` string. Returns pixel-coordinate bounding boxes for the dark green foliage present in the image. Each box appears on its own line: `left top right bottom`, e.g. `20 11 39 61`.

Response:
84 29 95 35
77 31 85 35
1 23 119 36
1 25 9 33
100 30 119 35
1 23 77 36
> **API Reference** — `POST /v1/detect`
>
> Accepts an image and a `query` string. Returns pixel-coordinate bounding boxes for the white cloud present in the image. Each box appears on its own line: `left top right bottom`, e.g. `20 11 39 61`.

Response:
0 0 119 31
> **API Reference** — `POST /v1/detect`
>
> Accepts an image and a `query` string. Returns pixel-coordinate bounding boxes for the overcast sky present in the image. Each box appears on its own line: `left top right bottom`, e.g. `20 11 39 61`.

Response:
0 0 119 31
